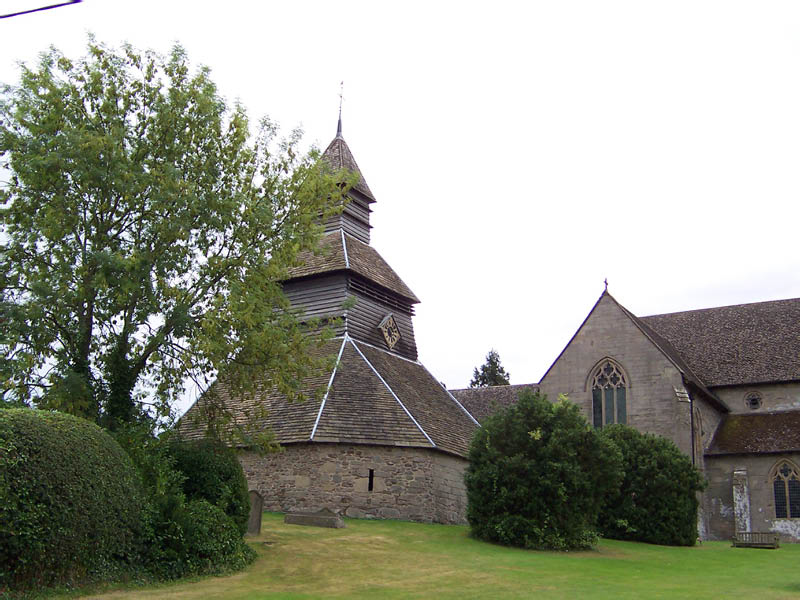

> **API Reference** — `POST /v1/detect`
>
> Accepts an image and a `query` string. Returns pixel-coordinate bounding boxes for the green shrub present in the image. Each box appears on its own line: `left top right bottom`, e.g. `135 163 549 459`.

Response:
178 499 256 575
167 437 250 535
0 409 145 589
598 425 706 546
465 391 623 550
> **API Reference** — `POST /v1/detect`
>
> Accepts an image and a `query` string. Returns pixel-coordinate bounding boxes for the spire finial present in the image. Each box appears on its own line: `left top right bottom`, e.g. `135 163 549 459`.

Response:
336 81 343 138
604 278 609 292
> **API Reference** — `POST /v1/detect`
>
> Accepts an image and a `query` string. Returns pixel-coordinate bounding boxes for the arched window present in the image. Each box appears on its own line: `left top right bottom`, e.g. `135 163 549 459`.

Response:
773 461 800 519
590 359 627 428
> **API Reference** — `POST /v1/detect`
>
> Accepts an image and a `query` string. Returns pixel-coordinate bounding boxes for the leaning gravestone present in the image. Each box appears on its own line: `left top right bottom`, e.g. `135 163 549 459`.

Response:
247 490 264 535
284 507 345 528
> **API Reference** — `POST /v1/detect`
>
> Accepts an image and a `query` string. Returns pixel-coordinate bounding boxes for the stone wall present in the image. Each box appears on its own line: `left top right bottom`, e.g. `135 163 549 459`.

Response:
714 382 800 414
704 452 800 541
239 442 469 524
538 294 691 455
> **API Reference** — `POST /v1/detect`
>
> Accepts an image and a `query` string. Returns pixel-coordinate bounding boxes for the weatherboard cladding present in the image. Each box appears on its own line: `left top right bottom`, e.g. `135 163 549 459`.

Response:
640 298 800 387
707 411 800 455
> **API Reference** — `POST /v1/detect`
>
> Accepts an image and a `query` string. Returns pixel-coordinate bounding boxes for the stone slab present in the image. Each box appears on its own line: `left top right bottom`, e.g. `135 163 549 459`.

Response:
284 507 345 528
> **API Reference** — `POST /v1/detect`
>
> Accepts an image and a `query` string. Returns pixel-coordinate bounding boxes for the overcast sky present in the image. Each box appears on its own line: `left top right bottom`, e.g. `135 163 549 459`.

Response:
2 1 799 398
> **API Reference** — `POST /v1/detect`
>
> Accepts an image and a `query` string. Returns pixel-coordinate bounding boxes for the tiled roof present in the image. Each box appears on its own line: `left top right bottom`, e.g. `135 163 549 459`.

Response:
322 136 375 201
178 336 479 458
641 298 800 387
286 231 419 303
706 411 800 455
449 384 540 423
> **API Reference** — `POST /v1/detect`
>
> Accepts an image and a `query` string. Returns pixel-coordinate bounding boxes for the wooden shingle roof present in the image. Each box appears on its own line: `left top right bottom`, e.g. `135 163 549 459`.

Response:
178 335 479 458
449 384 540 423
287 231 419 303
641 298 800 387
706 411 800 455
322 135 375 201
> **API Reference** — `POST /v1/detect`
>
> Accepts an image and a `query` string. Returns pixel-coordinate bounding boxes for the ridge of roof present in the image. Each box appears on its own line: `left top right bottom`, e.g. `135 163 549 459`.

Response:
347 336 436 447
322 135 375 201
310 336 348 440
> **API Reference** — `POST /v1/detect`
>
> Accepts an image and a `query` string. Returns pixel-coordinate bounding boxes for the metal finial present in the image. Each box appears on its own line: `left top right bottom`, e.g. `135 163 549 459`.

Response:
336 81 343 138
604 278 608 292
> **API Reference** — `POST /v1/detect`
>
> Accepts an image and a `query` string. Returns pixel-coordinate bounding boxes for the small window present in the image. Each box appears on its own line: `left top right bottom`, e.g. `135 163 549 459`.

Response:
590 360 628 428
773 462 800 519
745 392 762 410
368 469 374 492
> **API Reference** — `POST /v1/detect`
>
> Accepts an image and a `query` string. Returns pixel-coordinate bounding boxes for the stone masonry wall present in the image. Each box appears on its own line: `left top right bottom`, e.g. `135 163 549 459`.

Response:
704 452 800 541
239 442 469 524
538 294 691 455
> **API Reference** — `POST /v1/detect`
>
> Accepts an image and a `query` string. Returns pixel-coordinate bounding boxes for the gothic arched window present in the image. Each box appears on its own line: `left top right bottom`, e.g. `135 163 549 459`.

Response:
773 461 800 519
590 359 628 428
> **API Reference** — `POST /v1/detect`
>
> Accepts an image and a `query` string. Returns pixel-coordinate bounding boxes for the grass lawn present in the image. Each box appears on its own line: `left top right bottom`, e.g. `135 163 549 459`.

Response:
73 512 800 600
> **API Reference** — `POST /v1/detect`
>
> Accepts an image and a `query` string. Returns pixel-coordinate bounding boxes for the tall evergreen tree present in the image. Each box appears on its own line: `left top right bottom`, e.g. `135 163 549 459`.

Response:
0 39 351 430
469 349 510 387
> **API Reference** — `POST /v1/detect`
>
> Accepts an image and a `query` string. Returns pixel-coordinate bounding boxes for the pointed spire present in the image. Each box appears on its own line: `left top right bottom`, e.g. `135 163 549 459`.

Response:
336 81 344 139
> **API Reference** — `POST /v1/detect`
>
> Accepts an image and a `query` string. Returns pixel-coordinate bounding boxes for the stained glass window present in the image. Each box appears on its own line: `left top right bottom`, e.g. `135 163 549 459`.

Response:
773 462 800 519
590 360 627 428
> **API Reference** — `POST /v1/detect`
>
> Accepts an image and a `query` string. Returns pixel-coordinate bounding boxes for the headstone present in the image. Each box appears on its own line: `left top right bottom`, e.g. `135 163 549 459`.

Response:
247 490 264 536
732 468 751 533
284 507 345 528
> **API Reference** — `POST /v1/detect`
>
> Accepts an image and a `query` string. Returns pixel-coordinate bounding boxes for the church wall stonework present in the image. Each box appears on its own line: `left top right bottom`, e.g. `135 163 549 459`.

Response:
704 452 800 541
239 442 468 524
714 382 800 414
539 294 691 455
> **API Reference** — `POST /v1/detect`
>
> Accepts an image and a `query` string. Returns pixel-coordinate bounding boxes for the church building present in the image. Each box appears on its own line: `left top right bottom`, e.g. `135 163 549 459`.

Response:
454 290 800 541
179 121 479 524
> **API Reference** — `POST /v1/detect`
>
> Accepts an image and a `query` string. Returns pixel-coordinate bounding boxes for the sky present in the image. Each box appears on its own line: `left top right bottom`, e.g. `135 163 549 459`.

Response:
2 1 800 399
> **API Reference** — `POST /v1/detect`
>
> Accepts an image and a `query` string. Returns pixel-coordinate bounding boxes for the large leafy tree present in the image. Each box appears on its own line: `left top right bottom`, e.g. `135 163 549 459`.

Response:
469 348 510 387
0 39 349 430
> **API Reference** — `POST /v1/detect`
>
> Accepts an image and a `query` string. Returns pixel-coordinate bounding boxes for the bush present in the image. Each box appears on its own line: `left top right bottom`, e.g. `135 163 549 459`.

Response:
178 500 256 575
167 437 250 535
0 409 145 589
598 425 706 546
465 391 622 550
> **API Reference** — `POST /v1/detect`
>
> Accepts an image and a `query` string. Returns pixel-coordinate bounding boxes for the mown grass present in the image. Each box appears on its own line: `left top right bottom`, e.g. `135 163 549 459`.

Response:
64 513 800 599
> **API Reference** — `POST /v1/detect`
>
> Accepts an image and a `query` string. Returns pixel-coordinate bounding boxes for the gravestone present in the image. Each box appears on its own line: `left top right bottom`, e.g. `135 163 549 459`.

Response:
247 490 264 535
284 507 345 528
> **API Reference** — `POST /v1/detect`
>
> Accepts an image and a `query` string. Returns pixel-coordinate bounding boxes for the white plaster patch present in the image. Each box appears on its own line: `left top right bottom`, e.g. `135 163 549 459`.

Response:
772 519 800 540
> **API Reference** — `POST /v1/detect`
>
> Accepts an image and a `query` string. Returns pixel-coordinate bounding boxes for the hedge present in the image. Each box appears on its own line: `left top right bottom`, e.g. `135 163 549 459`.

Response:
0 409 145 589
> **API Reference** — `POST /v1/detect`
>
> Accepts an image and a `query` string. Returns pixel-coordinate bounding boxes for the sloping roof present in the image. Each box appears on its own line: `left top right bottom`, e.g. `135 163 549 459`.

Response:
286 231 419 303
177 335 479 458
641 298 800 387
706 411 800 455
450 384 540 423
322 135 375 201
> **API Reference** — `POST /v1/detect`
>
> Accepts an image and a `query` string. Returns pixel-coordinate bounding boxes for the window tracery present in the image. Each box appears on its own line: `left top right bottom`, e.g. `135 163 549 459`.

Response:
590 359 628 428
773 461 800 519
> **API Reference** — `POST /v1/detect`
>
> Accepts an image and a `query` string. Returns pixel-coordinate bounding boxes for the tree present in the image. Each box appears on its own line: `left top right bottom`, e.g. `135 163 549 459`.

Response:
464 390 623 550
0 39 351 430
469 348 510 387
597 425 706 546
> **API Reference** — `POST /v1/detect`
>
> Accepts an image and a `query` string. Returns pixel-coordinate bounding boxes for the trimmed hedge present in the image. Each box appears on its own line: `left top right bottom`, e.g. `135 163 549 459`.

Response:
167 438 250 535
598 424 706 546
0 409 145 589
465 391 623 550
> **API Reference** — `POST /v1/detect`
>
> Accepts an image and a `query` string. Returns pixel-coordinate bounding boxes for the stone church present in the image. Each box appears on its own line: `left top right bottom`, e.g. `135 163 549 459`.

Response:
180 124 800 541
454 290 800 541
